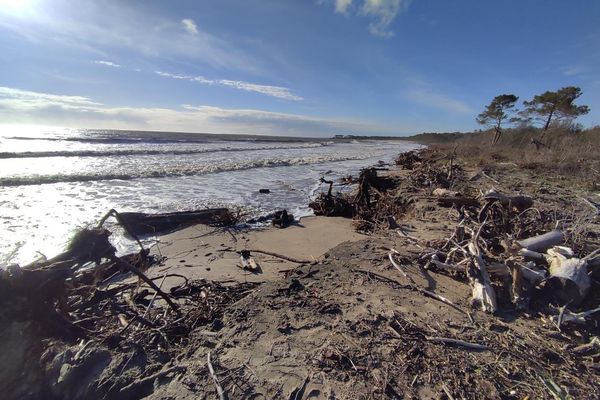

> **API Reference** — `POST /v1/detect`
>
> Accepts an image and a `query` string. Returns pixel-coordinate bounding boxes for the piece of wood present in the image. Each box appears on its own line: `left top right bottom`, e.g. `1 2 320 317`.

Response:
549 306 600 325
426 336 488 350
207 352 227 400
466 240 497 313
388 250 467 315
110 256 180 315
482 189 533 212
437 197 480 208
517 230 564 252
115 208 230 235
545 247 590 305
432 188 460 197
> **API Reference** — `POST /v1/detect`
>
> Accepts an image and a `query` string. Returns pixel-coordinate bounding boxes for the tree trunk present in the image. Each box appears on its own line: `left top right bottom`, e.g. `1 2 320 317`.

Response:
541 109 555 138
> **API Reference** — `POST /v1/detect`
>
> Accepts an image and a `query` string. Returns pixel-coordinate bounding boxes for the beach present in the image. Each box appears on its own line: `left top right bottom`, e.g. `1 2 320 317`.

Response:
2 143 599 399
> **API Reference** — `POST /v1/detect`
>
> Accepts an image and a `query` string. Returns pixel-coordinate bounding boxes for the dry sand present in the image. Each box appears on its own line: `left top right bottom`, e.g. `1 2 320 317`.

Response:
148 216 366 287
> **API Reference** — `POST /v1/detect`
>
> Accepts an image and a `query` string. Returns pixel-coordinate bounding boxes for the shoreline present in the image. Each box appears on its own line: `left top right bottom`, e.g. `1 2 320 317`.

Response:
2 146 599 399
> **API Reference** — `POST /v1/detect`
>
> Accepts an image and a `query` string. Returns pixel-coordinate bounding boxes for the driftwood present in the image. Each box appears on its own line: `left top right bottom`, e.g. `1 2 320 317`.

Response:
466 236 498 313
207 352 227 400
437 197 480 208
482 189 533 212
517 230 564 252
432 188 460 197
112 208 230 235
425 336 488 350
478 189 533 221
545 247 590 305
388 250 467 315
549 306 600 325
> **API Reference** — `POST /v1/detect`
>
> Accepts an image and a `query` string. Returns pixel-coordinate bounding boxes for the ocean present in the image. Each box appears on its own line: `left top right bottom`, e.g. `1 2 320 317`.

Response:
0 127 420 265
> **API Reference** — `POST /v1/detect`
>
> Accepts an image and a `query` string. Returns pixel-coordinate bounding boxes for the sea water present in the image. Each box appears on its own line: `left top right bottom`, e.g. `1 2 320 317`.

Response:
0 127 420 265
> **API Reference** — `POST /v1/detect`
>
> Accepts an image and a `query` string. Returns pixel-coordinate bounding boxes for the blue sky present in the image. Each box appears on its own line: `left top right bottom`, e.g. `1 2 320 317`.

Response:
0 0 598 137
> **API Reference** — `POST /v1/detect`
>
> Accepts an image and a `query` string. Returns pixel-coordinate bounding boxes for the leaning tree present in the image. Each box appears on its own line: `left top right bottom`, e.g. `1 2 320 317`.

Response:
476 94 519 145
520 86 589 137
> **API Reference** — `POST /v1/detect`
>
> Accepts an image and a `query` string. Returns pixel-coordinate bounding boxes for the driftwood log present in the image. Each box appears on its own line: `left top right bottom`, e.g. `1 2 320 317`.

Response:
517 230 564 253
113 208 230 235
437 197 480 208
478 189 533 221
545 247 591 306
467 241 498 313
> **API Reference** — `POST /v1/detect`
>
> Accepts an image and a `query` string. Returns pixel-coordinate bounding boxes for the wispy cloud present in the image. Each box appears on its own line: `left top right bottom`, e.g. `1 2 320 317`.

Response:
334 0 353 14
362 0 410 37
0 0 261 72
155 71 192 80
181 18 198 35
94 60 121 68
408 88 472 114
0 86 101 109
217 80 303 101
326 0 411 37
0 86 389 136
561 65 587 77
154 71 303 101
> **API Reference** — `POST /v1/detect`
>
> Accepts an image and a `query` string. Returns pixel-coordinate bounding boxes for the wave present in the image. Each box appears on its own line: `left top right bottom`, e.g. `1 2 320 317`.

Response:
0 143 328 159
0 154 370 187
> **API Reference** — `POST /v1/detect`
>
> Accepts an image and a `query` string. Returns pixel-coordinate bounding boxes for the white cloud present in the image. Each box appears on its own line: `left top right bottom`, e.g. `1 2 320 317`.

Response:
0 0 261 72
335 0 353 14
361 0 410 37
181 18 198 35
155 71 192 80
94 60 121 68
0 86 390 136
326 0 411 37
561 65 586 77
217 80 303 101
0 86 101 110
409 88 472 114
154 70 303 101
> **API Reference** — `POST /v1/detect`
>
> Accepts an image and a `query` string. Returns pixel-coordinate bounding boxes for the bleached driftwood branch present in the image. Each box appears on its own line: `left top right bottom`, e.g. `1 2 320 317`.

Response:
466 240 497 313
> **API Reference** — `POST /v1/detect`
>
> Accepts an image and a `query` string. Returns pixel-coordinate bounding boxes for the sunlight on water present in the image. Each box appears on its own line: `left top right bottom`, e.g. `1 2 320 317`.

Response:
0 128 420 265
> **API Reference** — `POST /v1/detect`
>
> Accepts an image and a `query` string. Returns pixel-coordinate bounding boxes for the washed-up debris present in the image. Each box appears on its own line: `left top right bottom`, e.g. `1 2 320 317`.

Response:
0 208 258 400
108 208 232 235
272 209 294 228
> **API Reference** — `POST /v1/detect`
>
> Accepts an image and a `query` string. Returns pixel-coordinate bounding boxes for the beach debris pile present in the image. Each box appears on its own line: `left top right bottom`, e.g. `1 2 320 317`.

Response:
0 208 257 399
387 149 600 330
414 187 600 319
309 167 409 230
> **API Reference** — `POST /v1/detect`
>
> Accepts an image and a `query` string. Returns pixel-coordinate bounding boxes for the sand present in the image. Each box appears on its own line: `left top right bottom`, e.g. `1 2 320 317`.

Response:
148 216 366 288
4 147 599 400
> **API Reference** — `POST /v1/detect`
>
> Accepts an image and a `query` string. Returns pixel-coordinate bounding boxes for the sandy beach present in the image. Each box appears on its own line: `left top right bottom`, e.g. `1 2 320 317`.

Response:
150 216 366 287
2 145 599 399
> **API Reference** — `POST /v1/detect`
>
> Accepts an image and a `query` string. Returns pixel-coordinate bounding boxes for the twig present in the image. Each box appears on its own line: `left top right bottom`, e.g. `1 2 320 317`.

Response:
221 248 312 264
142 272 168 319
354 268 409 288
110 255 180 315
388 250 467 315
481 170 500 185
441 383 456 400
207 352 227 400
426 336 488 350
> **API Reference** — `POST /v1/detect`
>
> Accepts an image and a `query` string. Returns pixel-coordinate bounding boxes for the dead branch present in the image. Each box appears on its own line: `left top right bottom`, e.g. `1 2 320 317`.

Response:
425 336 488 351
207 352 227 400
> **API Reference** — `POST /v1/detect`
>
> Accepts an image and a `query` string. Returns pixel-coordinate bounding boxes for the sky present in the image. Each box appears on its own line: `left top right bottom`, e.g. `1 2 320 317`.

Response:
0 0 599 137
